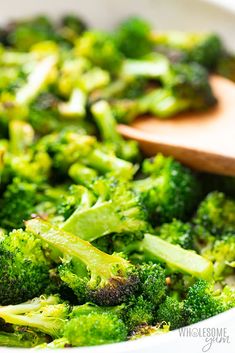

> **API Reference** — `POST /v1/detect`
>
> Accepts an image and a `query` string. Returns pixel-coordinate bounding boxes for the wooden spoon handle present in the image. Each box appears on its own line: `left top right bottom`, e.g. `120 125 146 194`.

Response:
118 124 235 176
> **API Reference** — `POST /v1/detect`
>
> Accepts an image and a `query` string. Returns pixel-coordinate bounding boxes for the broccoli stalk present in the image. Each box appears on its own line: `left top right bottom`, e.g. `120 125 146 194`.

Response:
26 218 139 305
0 330 48 348
91 100 139 161
133 154 200 223
58 88 87 118
15 55 57 106
9 120 35 156
141 234 213 280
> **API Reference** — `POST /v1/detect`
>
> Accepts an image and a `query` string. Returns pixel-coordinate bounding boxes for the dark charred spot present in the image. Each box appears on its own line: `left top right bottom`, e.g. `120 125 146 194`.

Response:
88 274 139 306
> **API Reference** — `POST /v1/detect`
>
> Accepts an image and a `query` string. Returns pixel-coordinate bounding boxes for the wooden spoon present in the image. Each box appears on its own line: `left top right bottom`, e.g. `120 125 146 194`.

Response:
118 75 235 176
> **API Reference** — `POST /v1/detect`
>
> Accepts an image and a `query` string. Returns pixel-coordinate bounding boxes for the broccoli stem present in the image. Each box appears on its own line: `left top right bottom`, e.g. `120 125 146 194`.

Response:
0 331 44 348
83 149 135 178
62 201 124 241
122 55 169 78
58 88 87 118
9 120 35 155
142 234 213 280
26 218 129 282
15 55 57 105
139 89 190 118
69 163 98 186
91 100 121 143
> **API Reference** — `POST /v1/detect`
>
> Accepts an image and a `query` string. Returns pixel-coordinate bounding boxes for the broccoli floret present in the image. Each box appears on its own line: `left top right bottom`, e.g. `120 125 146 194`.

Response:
156 219 194 249
133 154 200 223
62 178 149 242
157 296 185 330
91 100 140 162
137 262 167 306
202 233 235 281
6 16 56 51
28 92 60 135
115 16 153 58
183 280 235 324
139 62 216 118
121 295 155 332
41 129 135 179
58 15 87 45
75 31 123 75
0 295 69 338
0 229 50 305
63 305 127 346
194 191 235 236
26 218 140 306
57 184 95 221
153 31 223 69
0 178 38 229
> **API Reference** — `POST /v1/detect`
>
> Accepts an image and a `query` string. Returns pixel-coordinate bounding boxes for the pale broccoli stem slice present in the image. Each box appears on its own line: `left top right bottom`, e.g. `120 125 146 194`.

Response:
121 54 169 78
79 67 110 93
9 120 35 156
69 162 98 186
15 55 57 105
58 88 87 118
62 201 124 242
91 100 122 143
142 234 213 280
83 149 136 178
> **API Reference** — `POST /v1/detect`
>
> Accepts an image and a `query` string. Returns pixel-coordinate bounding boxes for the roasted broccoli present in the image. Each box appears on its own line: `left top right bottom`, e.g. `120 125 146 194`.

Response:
184 280 235 324
0 12 234 349
133 154 200 223
62 178 149 242
0 229 51 305
26 218 140 306
153 31 223 69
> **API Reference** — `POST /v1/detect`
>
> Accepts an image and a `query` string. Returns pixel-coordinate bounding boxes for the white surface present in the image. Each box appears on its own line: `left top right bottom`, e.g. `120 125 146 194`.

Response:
0 0 234 352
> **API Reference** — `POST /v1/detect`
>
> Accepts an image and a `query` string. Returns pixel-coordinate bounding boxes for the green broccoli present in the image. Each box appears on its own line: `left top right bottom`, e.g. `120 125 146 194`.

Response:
139 62 217 118
63 304 127 346
157 296 185 330
133 154 200 223
0 295 69 338
6 16 56 51
62 178 149 242
184 280 235 324
26 218 140 306
75 31 123 75
194 191 235 236
0 229 51 304
156 219 194 249
91 100 140 161
0 178 38 229
153 31 223 69
202 233 235 281
58 15 87 45
0 330 49 348
114 16 153 58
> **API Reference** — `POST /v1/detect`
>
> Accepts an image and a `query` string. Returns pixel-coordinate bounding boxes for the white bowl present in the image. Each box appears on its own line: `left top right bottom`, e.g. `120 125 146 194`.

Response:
0 0 234 352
